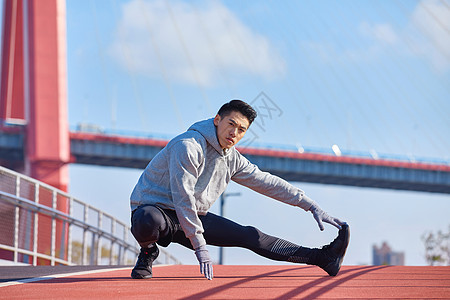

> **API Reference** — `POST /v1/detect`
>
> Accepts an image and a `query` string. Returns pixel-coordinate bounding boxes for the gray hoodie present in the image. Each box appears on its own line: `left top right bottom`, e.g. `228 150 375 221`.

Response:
130 118 314 249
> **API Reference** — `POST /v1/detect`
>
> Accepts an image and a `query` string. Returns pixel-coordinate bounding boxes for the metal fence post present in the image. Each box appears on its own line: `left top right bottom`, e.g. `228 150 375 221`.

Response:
97 212 103 265
13 175 20 264
67 197 73 265
33 182 39 266
51 190 57 266
110 221 115 264
82 204 89 265
122 229 128 265
90 232 95 265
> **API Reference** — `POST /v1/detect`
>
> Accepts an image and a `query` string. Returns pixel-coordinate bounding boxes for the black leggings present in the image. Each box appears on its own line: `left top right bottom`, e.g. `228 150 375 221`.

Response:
131 205 319 264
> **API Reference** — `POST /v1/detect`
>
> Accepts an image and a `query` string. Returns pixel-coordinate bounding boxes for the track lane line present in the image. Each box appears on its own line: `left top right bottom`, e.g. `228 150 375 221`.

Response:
0 264 171 287
0 266 133 288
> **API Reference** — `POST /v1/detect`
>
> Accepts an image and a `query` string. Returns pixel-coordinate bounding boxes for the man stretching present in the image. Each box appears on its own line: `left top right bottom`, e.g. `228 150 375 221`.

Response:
130 100 349 280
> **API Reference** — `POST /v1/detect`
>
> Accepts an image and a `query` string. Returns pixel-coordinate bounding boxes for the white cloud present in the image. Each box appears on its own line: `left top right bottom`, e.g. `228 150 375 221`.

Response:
301 22 400 65
303 0 449 73
109 0 286 86
354 0 450 72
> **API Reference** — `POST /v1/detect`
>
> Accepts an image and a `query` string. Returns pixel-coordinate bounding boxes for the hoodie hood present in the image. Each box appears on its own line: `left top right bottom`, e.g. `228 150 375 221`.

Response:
188 118 229 155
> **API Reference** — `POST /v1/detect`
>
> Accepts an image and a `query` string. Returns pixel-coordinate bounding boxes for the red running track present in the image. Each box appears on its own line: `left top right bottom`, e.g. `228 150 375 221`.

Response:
1 265 450 299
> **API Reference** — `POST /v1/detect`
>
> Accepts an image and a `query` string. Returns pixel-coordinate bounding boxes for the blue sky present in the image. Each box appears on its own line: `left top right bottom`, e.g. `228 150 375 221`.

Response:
34 0 450 265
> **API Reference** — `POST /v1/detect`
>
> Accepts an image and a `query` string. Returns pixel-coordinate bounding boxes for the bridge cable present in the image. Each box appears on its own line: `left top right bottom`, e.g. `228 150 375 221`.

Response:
135 0 185 131
163 0 213 114
370 0 450 153
104 0 151 131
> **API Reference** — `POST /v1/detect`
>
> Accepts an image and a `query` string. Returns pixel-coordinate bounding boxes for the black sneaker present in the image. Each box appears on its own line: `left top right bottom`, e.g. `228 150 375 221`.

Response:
131 244 160 279
318 224 350 276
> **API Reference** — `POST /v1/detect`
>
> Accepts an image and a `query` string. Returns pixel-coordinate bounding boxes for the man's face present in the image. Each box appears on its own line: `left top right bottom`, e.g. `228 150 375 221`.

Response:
214 111 250 150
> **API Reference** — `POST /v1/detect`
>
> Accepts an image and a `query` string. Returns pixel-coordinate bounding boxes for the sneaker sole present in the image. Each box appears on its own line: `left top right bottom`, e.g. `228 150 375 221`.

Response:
131 270 152 279
324 224 350 276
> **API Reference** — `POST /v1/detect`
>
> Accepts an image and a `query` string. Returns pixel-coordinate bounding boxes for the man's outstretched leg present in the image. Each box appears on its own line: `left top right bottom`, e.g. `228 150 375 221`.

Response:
197 212 350 276
130 205 171 279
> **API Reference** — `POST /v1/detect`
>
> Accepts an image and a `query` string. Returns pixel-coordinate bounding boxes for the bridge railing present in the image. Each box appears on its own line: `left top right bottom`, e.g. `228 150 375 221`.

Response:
0 166 181 266
70 124 450 166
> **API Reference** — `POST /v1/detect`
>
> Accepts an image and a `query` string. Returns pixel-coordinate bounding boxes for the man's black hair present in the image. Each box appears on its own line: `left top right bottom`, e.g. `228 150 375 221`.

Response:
217 100 257 124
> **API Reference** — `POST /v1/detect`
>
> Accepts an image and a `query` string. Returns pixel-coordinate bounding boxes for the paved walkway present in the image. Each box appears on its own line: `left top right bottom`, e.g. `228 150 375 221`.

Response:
1 265 449 299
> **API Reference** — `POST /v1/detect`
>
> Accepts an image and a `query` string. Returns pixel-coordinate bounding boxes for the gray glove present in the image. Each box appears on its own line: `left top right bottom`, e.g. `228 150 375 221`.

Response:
309 203 344 231
194 245 213 280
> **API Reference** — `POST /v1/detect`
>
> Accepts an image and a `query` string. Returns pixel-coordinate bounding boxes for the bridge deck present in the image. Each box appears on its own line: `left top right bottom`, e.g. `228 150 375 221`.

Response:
1 265 449 299
2 128 449 193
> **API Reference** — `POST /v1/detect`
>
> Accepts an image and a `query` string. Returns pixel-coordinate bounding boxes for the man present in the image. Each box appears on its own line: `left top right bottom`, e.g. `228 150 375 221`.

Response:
130 100 349 280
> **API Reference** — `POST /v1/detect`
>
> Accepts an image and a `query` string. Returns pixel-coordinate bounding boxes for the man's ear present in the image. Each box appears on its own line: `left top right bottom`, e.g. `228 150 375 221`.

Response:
213 114 221 126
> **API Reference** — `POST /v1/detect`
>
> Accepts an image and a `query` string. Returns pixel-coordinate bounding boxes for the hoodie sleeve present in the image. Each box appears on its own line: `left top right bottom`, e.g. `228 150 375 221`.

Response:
231 150 314 211
168 139 206 249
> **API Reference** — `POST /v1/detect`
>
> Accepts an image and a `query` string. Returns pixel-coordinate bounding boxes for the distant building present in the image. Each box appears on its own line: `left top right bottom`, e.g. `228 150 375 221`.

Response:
373 242 405 265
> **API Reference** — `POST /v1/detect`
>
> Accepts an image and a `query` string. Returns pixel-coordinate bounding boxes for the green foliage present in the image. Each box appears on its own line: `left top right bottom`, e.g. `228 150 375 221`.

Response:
71 240 117 265
422 225 450 266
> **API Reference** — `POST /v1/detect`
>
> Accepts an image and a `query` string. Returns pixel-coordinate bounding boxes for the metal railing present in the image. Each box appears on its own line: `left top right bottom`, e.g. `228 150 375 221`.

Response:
0 166 180 266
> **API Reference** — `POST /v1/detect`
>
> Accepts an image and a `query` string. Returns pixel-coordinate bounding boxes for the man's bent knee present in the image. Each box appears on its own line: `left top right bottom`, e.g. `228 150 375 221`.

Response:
131 205 167 245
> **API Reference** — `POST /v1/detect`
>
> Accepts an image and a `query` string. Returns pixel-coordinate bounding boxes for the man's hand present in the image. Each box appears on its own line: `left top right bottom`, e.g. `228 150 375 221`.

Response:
309 203 345 231
195 245 213 280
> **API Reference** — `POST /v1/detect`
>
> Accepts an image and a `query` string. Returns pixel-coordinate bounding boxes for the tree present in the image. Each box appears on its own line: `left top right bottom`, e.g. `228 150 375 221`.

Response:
422 225 450 266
